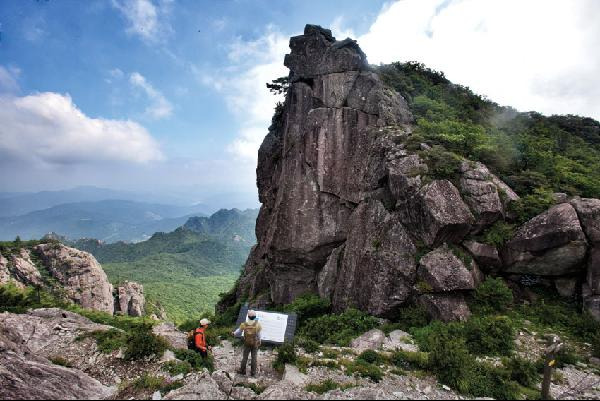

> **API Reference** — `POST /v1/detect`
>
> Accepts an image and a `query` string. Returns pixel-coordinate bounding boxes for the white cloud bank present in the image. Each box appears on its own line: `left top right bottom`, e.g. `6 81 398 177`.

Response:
0 92 164 166
358 0 600 120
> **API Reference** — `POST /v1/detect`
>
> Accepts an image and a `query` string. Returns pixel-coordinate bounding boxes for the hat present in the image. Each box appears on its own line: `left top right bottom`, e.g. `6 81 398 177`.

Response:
247 310 257 318
200 318 211 326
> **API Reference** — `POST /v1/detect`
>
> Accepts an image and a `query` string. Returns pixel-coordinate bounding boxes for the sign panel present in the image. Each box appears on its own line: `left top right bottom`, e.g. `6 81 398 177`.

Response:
235 304 297 345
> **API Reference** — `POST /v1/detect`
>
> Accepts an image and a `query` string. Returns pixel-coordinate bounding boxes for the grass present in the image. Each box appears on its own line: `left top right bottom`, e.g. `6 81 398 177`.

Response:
49 356 73 368
305 379 356 394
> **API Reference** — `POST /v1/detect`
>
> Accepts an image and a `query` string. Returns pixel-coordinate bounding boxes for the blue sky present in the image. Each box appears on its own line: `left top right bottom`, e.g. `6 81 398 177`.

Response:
0 0 598 207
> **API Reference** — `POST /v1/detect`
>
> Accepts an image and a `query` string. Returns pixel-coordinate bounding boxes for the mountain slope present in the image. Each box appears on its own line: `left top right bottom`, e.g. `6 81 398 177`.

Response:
0 200 209 242
71 209 258 321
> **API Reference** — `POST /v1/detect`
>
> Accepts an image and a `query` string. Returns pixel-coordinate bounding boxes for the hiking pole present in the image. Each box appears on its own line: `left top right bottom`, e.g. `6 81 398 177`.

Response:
541 335 562 400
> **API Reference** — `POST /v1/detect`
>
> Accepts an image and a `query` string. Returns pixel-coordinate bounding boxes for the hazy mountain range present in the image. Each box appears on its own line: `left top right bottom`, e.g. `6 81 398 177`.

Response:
0 186 260 243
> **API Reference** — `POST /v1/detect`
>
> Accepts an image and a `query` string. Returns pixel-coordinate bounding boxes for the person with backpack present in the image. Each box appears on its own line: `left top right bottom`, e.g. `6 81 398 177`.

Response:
188 318 211 358
232 310 262 376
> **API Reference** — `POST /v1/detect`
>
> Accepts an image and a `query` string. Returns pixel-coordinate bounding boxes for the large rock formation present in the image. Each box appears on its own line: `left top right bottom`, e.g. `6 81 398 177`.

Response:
35 243 115 315
116 281 145 317
223 24 600 322
501 203 588 276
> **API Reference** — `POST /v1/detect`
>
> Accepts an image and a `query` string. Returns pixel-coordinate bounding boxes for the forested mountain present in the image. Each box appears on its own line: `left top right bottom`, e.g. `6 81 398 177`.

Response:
70 208 259 321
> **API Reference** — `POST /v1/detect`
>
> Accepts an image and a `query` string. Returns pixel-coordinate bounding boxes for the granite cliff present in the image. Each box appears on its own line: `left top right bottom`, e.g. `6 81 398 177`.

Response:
222 24 600 322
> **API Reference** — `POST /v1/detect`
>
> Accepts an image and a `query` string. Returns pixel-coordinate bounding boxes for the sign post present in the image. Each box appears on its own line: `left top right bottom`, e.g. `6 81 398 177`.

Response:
234 303 298 345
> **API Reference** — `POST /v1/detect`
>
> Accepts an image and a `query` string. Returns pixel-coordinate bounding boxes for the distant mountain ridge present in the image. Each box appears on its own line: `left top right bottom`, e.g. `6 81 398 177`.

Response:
0 199 209 243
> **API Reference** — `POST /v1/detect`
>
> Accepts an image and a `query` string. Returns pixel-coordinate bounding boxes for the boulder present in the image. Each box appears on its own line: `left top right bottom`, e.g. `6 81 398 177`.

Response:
332 201 416 316
554 278 578 298
388 154 428 202
350 329 386 353
417 245 475 292
0 311 115 400
163 372 226 400
400 180 475 247
116 281 145 317
153 322 187 350
502 204 588 276
418 293 471 322
0 251 11 285
10 249 43 288
570 197 600 243
35 243 114 314
459 161 506 228
283 364 309 386
383 330 419 352
462 240 502 271
587 247 600 294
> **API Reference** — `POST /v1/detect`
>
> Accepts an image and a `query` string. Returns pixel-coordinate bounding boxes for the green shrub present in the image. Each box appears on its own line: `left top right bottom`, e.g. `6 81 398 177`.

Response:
300 308 379 346
390 350 429 370
346 359 384 382
162 360 192 376
504 356 539 387
305 379 355 394
593 332 600 358
357 350 384 365
464 316 514 356
132 374 166 391
422 146 462 182
49 356 73 368
297 337 320 354
283 294 331 327
554 346 581 368
466 363 521 400
123 324 169 361
479 221 516 247
427 328 473 393
472 277 514 314
77 329 127 354
411 320 464 352
173 348 214 372
508 187 555 224
387 304 431 331
235 382 266 395
273 342 297 373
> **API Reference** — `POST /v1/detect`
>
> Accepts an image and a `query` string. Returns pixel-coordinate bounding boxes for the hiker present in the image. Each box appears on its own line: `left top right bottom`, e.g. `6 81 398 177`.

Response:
188 318 211 358
232 310 262 376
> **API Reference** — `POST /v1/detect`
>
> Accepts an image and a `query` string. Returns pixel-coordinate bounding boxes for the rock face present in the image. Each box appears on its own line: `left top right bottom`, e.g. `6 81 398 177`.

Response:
502 204 588 275
35 243 115 314
0 309 115 400
116 281 145 317
224 24 600 323
417 245 475 292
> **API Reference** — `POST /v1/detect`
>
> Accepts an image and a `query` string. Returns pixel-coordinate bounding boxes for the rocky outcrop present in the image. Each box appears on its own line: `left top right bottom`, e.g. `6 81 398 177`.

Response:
153 322 188 350
9 249 43 288
0 309 115 400
116 281 145 317
0 251 11 285
417 245 475 292
350 329 386 353
459 161 519 230
418 293 471 322
462 240 502 272
501 204 588 276
35 243 115 315
224 24 600 323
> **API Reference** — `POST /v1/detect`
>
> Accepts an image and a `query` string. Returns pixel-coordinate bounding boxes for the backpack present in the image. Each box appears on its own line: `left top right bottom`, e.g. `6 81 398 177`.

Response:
242 321 260 348
188 328 207 351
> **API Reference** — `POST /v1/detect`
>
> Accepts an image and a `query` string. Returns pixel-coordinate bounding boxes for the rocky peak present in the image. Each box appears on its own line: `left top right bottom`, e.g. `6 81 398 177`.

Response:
116 281 145 317
223 25 600 323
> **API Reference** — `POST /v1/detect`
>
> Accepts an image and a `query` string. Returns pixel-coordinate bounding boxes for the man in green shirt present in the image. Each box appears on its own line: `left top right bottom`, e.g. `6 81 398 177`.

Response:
232 310 262 376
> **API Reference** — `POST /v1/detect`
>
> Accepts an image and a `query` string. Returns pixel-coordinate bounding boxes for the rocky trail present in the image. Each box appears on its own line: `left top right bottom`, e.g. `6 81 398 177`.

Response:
2 307 600 400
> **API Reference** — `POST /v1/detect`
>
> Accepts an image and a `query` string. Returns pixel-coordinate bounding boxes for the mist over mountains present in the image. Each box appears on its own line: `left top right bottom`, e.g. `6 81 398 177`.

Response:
0 186 259 242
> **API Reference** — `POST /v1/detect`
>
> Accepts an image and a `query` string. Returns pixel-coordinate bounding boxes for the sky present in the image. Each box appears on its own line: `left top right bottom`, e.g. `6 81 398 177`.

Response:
0 0 598 206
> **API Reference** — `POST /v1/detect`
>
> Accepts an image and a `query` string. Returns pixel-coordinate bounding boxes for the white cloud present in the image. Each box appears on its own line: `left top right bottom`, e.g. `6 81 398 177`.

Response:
112 0 172 44
129 72 173 119
0 92 164 166
357 0 600 120
198 28 290 162
0 66 20 94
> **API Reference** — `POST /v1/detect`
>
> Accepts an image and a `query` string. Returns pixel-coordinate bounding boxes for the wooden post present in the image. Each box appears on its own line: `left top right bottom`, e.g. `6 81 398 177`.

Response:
541 336 562 400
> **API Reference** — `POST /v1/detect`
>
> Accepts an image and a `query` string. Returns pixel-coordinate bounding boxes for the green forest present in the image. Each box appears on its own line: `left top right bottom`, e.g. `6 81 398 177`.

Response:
73 209 258 322
377 62 600 224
